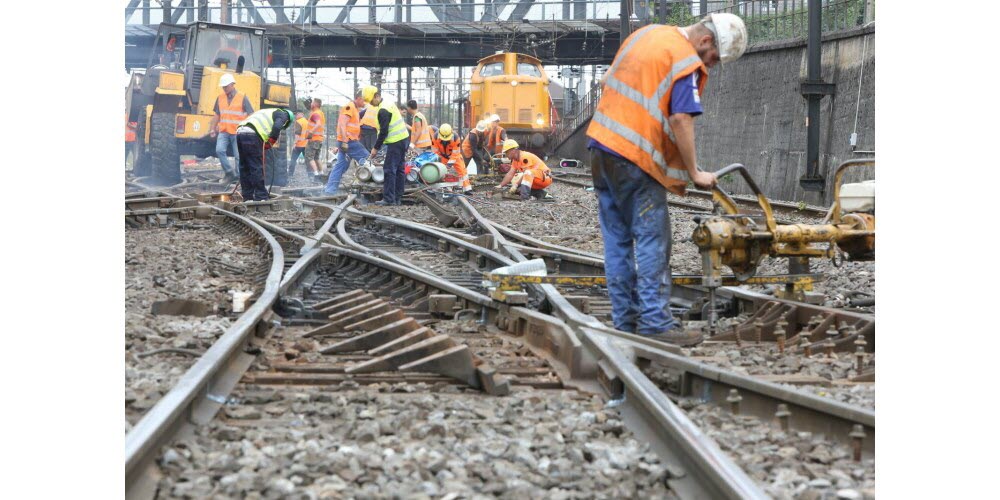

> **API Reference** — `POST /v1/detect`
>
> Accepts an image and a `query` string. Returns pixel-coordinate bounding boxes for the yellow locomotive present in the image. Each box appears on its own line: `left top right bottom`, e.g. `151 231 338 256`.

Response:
468 52 553 152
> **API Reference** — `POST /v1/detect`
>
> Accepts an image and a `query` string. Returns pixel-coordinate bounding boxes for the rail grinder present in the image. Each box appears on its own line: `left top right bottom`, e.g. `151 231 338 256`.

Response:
692 159 875 327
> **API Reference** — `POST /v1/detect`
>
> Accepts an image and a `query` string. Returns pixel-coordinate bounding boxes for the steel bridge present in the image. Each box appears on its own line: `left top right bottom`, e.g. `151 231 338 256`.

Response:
124 1 660 69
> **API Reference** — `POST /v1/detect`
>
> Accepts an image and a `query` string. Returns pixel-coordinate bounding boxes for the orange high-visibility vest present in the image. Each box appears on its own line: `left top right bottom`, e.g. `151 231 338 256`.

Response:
309 109 327 142
360 105 380 130
216 91 249 134
432 133 464 167
125 121 137 143
586 25 707 196
336 102 361 142
486 125 506 155
410 111 432 148
294 117 309 147
512 151 552 190
461 130 481 158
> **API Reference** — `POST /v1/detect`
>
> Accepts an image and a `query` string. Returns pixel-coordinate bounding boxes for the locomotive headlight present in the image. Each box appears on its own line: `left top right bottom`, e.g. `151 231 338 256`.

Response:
535 114 544 125
510 80 518 86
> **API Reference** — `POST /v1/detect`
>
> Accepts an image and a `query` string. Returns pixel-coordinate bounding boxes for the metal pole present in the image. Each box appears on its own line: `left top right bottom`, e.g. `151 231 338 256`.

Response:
620 0 633 43
162 0 171 23
407 67 412 103
220 0 229 24
142 0 150 24
799 0 832 192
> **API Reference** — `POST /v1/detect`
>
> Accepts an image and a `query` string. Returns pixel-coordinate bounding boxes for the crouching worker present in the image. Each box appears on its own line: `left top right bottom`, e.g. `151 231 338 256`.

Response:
495 140 552 200
432 123 472 195
236 108 293 201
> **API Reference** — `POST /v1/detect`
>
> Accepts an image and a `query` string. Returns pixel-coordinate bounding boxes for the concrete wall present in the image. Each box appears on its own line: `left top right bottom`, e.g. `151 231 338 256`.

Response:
697 25 875 205
553 26 875 206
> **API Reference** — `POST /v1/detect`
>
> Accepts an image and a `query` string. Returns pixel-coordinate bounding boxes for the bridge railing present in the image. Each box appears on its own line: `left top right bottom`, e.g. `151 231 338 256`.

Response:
125 1 626 26
552 82 601 149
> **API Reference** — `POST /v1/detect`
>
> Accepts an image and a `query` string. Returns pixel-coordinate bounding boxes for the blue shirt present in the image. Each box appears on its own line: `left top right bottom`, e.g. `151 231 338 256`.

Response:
589 73 704 158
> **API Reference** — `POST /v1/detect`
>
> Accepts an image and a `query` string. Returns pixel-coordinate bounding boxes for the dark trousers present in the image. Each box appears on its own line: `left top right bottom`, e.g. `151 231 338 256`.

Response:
290 146 306 176
469 151 488 175
237 132 269 201
382 140 408 204
360 127 378 152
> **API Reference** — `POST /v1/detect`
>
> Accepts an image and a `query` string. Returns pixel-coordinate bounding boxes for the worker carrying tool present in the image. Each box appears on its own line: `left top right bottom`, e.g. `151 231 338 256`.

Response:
362 86 410 205
211 73 255 182
495 140 553 200
462 120 490 175
431 124 473 195
235 107 293 202
585 13 748 346
324 93 368 195
485 114 507 155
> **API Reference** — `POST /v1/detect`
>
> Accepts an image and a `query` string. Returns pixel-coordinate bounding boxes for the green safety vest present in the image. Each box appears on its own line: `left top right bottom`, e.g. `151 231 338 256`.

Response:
382 103 408 145
240 108 292 142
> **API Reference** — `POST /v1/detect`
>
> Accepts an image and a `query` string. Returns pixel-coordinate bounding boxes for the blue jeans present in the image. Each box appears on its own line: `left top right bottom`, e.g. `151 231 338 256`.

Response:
325 140 369 194
216 132 240 176
382 140 408 204
591 149 674 335
236 132 268 201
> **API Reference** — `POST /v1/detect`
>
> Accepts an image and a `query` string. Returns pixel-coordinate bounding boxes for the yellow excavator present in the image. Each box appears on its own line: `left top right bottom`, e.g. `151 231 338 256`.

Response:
126 22 294 185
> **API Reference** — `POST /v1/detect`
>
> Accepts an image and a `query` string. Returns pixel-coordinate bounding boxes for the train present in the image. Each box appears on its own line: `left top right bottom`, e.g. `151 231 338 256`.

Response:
465 52 555 153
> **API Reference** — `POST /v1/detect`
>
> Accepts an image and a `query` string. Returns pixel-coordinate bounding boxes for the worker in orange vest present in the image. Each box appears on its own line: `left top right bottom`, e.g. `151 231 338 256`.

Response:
585 14 747 346
125 120 137 168
290 111 310 177
431 124 472 195
405 100 432 152
304 98 327 178
484 114 507 155
324 92 368 195
461 120 489 175
211 73 255 181
495 140 552 200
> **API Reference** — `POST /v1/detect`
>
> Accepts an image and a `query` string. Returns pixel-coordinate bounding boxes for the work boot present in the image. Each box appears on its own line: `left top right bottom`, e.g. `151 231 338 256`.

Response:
517 184 531 200
646 325 705 347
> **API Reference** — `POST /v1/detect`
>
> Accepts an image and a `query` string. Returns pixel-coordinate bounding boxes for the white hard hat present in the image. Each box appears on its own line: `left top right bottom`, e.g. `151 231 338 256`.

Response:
475 120 487 132
706 13 748 63
219 73 236 87
490 114 501 123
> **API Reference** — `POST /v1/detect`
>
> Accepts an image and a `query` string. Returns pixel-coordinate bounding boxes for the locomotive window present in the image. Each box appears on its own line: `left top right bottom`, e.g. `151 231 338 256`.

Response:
479 62 504 77
517 63 541 77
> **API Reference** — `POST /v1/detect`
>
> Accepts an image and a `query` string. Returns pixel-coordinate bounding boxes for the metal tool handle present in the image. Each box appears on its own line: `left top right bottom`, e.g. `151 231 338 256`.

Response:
710 163 778 233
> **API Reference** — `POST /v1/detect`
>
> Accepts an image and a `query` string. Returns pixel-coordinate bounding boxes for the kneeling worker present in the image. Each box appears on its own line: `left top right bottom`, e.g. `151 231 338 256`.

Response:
236 107 293 201
431 124 472 195
495 140 552 200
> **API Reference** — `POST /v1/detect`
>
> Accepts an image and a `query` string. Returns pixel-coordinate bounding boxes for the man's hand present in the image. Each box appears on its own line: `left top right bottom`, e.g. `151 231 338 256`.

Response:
495 184 505 190
691 171 717 189
409 143 415 149
369 149 377 159
264 137 277 150
210 130 218 138
339 143 349 152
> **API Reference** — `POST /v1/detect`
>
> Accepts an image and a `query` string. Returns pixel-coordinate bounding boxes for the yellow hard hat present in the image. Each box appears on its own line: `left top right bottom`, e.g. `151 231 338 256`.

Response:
361 85 379 103
438 124 454 141
501 139 519 153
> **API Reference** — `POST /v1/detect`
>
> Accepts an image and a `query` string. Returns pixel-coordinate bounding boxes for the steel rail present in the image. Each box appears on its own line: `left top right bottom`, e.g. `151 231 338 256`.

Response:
125 195 356 500
454 197 768 499
125 205 285 499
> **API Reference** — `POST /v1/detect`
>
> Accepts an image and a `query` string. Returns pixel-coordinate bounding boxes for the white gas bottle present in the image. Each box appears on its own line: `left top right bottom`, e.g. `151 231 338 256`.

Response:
839 180 875 213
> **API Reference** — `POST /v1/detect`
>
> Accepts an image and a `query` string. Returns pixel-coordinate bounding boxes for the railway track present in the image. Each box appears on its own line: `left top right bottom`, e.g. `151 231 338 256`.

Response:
124 183 875 498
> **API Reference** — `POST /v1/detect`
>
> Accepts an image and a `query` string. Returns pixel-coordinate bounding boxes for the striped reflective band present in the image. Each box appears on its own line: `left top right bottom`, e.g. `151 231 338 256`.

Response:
604 54 701 137
592 111 690 182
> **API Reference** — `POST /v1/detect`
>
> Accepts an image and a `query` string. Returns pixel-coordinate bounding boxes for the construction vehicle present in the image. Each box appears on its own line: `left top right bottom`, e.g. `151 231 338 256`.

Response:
126 22 294 185
466 52 554 153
